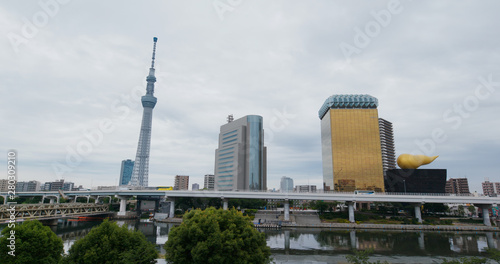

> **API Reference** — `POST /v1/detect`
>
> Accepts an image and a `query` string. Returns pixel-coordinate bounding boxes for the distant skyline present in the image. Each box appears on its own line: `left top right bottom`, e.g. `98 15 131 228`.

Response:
1 1 499 193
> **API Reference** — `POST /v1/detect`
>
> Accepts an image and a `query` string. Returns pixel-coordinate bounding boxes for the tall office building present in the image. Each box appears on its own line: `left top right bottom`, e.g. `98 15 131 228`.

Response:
192 183 200 191
204 174 215 190
174 175 189 190
214 115 267 191
119 159 135 186
445 178 470 194
130 37 159 187
378 118 396 171
319 94 385 192
280 176 294 193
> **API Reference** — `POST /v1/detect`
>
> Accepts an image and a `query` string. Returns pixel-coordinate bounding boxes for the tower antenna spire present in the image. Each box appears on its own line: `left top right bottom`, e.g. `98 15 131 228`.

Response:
151 37 158 68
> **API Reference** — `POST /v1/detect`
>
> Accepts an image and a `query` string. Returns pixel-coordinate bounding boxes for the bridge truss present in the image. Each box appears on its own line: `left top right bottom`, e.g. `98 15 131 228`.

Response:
0 203 109 221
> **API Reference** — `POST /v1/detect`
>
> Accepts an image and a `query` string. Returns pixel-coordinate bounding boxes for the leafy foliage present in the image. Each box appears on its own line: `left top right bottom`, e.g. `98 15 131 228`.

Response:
164 207 271 264
0 220 64 264
312 200 329 214
175 197 221 212
63 219 157 264
486 248 500 262
228 199 267 210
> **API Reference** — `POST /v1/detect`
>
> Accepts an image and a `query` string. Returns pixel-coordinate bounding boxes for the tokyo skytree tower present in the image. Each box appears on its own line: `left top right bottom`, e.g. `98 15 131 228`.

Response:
130 37 159 187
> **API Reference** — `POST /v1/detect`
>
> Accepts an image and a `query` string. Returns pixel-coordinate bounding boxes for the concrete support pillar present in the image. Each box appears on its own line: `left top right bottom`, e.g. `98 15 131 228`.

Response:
481 205 492 227
56 196 60 203
49 198 55 204
169 199 175 218
347 201 355 223
222 199 228 210
86 196 90 203
118 197 127 216
95 196 100 204
3 195 8 204
414 203 423 223
284 199 290 221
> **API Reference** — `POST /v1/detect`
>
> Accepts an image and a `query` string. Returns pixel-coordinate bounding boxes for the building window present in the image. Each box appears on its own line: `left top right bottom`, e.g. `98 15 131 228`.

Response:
222 130 237 136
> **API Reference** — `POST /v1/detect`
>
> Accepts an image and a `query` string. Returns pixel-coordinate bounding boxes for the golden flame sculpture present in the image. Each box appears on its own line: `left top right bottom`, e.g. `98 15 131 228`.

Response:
397 154 438 169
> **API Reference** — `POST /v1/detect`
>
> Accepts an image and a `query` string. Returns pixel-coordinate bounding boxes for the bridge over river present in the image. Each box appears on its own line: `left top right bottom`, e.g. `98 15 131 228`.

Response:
1 190 499 226
0 203 109 225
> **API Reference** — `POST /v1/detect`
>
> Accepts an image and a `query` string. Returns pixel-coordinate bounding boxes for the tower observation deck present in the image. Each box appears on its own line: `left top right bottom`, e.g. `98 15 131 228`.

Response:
130 37 159 187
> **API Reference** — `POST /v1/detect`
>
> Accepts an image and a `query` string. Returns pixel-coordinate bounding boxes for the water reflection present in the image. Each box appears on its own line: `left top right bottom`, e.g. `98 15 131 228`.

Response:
264 228 500 257
52 220 500 263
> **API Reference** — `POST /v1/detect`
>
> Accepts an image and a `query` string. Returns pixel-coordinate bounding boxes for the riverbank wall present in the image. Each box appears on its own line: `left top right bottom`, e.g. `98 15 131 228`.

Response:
158 217 499 231
282 222 499 231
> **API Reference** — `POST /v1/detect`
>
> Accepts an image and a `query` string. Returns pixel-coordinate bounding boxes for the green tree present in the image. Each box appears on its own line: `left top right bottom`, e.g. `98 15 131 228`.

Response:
314 200 329 215
164 207 271 264
0 220 64 264
468 205 477 216
64 219 157 264
485 248 500 262
458 205 465 217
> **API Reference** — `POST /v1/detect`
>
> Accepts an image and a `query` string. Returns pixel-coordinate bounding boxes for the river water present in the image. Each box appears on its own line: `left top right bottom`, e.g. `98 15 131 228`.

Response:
54 220 500 264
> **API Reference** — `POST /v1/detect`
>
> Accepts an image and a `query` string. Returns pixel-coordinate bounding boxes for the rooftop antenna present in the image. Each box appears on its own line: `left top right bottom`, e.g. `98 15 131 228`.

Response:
227 114 234 123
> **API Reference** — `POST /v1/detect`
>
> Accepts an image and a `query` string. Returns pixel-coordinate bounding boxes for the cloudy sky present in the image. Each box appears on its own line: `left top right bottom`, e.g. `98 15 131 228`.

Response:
1 1 499 193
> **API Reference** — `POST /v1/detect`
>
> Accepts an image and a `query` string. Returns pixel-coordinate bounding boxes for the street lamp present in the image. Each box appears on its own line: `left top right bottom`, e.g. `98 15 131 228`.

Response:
403 179 407 194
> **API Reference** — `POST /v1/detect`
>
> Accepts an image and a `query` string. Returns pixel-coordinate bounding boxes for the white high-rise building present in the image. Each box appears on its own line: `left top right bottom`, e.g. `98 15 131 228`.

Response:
204 174 215 190
214 115 267 191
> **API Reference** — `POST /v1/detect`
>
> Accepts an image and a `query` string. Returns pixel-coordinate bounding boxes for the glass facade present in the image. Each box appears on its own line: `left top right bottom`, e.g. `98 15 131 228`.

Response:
119 159 134 186
247 115 264 191
320 95 384 192
214 115 266 191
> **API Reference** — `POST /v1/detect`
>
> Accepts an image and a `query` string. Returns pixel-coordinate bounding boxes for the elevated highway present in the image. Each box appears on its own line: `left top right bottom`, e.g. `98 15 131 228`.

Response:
2 190 499 226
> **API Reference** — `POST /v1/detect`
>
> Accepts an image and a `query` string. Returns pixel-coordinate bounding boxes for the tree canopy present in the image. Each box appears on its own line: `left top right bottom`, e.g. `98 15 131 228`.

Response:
164 207 271 264
63 219 157 264
0 220 63 264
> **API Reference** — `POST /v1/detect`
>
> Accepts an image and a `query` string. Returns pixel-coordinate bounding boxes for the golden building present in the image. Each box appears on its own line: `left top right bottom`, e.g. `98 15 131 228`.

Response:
319 94 385 192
